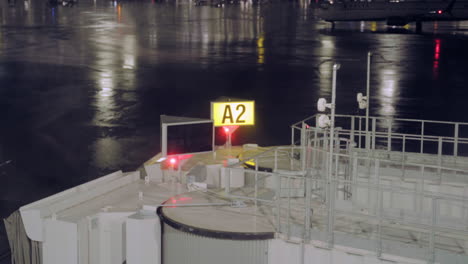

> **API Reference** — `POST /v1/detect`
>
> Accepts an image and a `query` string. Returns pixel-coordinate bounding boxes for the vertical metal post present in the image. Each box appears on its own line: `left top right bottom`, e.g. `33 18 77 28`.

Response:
366 51 372 150
438 137 443 182
351 116 355 144
351 152 358 206
177 161 182 183
420 121 425 154
212 124 215 159
429 198 437 264
291 126 295 146
387 120 392 152
312 128 318 168
326 63 340 248
376 158 382 257
328 63 340 175
327 170 336 248
162 124 168 157
402 134 406 157
225 168 231 194
417 165 424 223
287 176 291 239
358 117 362 148
372 118 377 150
301 122 307 171
255 159 258 208
274 149 278 172
290 146 294 170
402 134 406 179
276 173 281 233
454 123 459 157
374 159 380 215
304 172 312 242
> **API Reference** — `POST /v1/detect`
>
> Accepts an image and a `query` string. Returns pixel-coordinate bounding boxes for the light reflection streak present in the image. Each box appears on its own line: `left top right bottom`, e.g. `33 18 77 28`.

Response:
117 4 122 23
257 35 265 64
433 38 440 79
374 35 407 124
316 38 336 96
377 68 398 120
122 35 136 70
91 10 137 128
89 10 138 170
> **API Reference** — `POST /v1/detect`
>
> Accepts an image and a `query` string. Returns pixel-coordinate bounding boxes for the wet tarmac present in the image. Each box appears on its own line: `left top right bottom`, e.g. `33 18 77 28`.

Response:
2 0 468 260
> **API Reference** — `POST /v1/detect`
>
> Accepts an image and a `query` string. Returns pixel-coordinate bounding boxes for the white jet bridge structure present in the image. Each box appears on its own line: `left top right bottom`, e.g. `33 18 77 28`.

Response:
8 113 468 264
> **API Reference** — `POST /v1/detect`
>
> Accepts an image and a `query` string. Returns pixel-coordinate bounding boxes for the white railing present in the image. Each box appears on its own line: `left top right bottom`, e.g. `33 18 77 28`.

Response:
225 126 468 263
292 114 468 160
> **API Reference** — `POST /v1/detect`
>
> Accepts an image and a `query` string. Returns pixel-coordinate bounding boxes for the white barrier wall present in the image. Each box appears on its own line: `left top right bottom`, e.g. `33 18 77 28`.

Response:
268 239 427 264
88 212 134 264
338 165 468 229
126 212 161 264
43 220 78 264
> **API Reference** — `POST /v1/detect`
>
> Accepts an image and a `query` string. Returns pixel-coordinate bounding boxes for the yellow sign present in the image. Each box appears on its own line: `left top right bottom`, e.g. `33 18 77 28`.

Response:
211 101 255 127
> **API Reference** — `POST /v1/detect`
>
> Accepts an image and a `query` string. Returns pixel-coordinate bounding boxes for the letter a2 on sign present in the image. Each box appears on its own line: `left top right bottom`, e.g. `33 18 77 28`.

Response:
211 101 255 127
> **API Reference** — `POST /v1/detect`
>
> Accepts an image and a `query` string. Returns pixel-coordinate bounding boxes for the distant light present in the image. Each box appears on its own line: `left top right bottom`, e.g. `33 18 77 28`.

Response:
437 10 443 14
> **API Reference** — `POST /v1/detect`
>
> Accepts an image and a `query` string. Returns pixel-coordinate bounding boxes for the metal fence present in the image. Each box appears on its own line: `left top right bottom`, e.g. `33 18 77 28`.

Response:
292 114 468 159
225 117 468 263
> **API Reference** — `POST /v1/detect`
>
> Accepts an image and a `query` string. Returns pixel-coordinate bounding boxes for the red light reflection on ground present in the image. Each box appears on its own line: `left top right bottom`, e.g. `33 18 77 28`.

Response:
166 196 193 208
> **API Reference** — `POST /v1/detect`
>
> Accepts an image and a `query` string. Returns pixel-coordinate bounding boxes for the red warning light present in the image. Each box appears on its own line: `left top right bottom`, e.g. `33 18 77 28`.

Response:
222 125 239 134
169 158 177 165
437 10 443 14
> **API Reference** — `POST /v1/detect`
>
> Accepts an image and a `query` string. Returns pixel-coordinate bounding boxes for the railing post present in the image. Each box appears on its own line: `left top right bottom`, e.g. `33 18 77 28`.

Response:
402 134 406 157
401 134 406 180
304 172 312 242
290 145 294 171
372 118 376 150
275 173 281 233
359 117 362 148
255 158 258 208
351 152 358 206
454 123 459 158
420 121 425 154
429 197 437 264
301 122 307 171
225 168 231 194
287 176 291 239
312 128 319 168
291 126 295 146
387 120 392 152
351 116 355 145
366 51 372 151
274 149 278 172
438 137 443 182
327 177 335 248
377 161 383 257
374 159 380 215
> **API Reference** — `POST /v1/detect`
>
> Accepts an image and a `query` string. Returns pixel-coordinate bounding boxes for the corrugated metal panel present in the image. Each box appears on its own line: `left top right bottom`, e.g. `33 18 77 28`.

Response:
163 223 269 264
